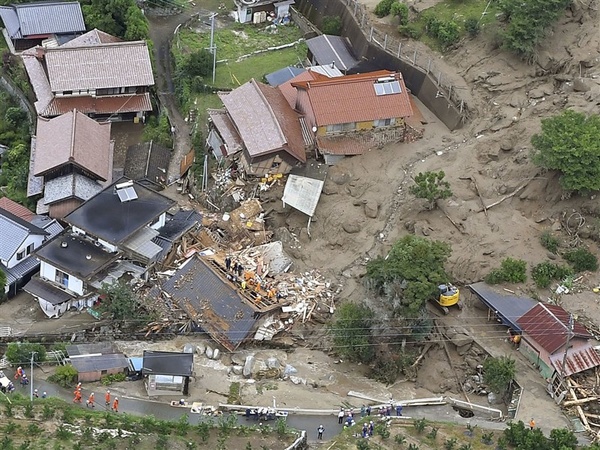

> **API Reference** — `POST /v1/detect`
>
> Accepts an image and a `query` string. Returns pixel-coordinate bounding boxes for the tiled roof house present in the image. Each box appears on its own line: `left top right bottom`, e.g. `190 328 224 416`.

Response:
207 79 307 176
0 1 85 52
290 70 413 162
21 33 154 120
27 109 114 218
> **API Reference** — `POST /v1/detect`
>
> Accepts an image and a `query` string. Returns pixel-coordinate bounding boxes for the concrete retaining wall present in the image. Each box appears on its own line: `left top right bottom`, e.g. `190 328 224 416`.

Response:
294 0 466 130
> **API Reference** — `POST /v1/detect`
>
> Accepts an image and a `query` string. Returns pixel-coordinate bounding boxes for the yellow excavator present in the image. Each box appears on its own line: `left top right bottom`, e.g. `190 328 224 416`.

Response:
433 284 462 314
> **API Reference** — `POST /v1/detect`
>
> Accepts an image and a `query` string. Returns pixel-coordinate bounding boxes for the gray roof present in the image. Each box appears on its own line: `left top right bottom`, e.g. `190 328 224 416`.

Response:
45 41 155 92
0 2 85 39
306 35 359 71
70 353 128 373
265 66 304 87
151 236 171 263
64 178 176 245
282 174 324 217
0 263 17 286
30 216 64 239
43 174 104 205
6 255 40 280
123 141 171 187
142 350 193 377
469 282 538 332
0 209 47 262
157 256 258 351
24 276 75 305
66 343 120 356
21 52 54 117
60 29 122 48
35 232 119 280
27 135 44 196
122 227 162 260
157 210 202 242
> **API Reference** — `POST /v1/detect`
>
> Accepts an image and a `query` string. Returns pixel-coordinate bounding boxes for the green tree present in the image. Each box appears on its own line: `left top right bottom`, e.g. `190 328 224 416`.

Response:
532 110 600 193
99 281 140 321
409 171 452 209
48 365 78 388
322 16 342 35
5 342 46 365
0 268 6 299
330 303 375 364
4 107 26 127
366 235 451 315
80 0 148 40
374 0 397 17
390 2 409 26
184 49 213 78
549 428 577 450
483 356 516 395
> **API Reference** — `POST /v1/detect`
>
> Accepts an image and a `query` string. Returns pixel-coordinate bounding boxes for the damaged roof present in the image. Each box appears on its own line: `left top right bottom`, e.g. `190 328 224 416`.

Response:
124 141 171 189
157 256 259 351
282 175 324 217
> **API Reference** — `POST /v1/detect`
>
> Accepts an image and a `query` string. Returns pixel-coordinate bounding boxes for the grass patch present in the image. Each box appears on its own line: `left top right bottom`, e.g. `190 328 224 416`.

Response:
407 0 499 50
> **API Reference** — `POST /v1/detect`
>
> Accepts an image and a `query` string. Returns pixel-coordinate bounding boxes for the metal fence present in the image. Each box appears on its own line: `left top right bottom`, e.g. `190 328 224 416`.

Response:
340 0 469 118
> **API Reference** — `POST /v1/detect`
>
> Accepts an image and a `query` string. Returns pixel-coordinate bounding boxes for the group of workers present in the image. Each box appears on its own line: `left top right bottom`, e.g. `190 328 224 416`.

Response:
73 384 119 412
223 256 284 303
14 366 29 387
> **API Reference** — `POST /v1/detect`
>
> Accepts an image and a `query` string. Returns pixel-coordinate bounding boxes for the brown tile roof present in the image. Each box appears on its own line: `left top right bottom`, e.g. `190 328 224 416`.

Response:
33 110 113 181
45 41 154 92
517 303 590 355
292 70 413 126
207 109 243 156
42 92 152 116
278 69 330 109
219 79 306 163
0 197 35 222
60 29 122 48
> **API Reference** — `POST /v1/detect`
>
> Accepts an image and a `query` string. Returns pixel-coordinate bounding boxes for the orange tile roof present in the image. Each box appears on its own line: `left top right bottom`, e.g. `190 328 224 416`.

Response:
292 70 413 126
278 69 330 109
0 197 35 222
43 93 152 116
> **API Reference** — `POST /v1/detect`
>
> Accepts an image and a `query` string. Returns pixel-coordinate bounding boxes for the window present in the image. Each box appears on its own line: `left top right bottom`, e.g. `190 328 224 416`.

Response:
326 122 356 134
374 118 395 128
16 250 25 261
26 243 34 255
55 270 69 287
63 90 73 96
101 370 108 375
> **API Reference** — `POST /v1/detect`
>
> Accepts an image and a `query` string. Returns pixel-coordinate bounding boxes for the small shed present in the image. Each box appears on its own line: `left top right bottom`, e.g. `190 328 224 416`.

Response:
66 343 129 382
142 350 194 396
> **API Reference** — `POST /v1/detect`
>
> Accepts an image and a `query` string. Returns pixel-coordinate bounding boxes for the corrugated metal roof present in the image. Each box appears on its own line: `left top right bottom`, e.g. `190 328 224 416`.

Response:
282 175 324 217
517 303 591 355
0 7 21 39
70 353 128 373
265 66 304 87
45 41 154 92
293 70 413 126
469 282 537 332
13 2 85 37
143 350 193 377
123 227 162 260
306 35 358 71
550 346 600 377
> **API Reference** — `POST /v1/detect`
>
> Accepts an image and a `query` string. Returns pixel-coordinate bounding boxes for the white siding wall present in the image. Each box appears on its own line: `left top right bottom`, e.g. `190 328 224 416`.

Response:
150 212 166 230
72 226 86 235
39 261 85 296
97 239 118 253
7 234 45 269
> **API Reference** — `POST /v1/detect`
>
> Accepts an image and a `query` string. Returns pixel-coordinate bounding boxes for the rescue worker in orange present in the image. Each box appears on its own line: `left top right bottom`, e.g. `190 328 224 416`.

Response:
73 390 82 403
112 397 119 413
14 367 23 380
87 392 95 408
105 390 111 408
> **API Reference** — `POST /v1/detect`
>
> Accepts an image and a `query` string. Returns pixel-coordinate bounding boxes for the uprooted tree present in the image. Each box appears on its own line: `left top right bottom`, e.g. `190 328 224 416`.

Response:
532 110 600 193
366 235 451 317
99 281 143 323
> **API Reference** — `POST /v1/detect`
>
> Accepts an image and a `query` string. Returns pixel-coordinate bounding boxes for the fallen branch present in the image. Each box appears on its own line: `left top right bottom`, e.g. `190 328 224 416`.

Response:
411 342 434 368
479 179 532 211
439 206 466 235
460 176 488 219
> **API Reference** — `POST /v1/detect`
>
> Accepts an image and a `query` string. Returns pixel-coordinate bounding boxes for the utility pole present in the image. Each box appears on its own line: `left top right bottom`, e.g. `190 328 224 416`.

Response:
561 314 574 378
30 352 36 402
208 13 217 84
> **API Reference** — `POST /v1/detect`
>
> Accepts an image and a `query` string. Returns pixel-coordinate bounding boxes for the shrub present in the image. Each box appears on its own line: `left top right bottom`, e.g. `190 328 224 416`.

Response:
483 356 516 394
390 2 409 25
48 365 78 388
410 171 452 209
464 17 480 36
399 24 422 39
357 439 371 450
374 0 396 17
540 231 559 254
414 418 427 433
322 16 342 35
485 257 527 284
564 248 598 273
531 262 573 288
424 15 460 49
330 302 375 364
101 373 127 385
395 434 407 445
444 437 458 450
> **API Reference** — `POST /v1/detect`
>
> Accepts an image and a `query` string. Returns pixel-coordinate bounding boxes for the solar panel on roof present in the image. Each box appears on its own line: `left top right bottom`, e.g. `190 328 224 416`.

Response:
116 186 138 203
374 80 401 96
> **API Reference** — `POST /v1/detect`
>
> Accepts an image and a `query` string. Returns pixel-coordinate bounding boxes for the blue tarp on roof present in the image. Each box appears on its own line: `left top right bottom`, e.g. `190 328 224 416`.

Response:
468 282 537 333
265 66 304 87
128 357 143 372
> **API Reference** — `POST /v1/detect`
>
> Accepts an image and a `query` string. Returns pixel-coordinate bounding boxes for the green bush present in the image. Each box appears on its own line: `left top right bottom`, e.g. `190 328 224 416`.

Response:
374 0 397 17
540 231 559 254
564 248 598 273
330 303 375 364
101 373 127 385
322 16 342 35
390 2 409 25
531 262 573 288
5 342 46 365
485 257 527 284
48 365 78 388
142 113 173 149
424 15 460 49
464 17 480 36
399 24 422 39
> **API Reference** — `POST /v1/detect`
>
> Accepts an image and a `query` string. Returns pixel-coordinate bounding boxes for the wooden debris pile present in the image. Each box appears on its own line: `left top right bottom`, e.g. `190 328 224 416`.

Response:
562 371 600 438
